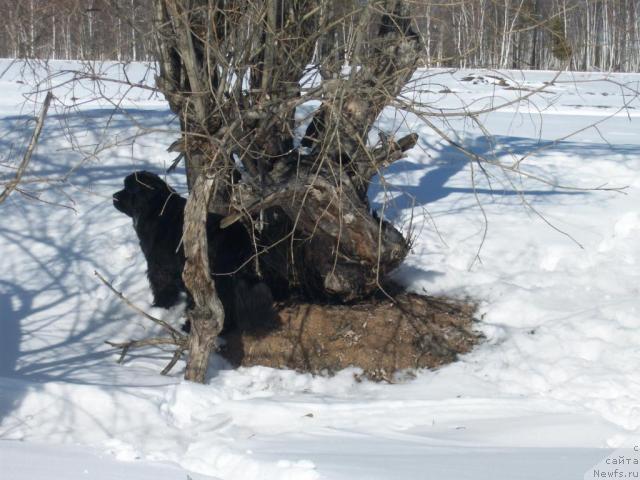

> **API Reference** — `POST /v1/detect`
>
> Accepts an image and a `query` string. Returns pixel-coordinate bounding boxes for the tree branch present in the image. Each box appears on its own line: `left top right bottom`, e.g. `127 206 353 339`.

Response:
95 270 188 375
94 270 185 341
0 91 53 205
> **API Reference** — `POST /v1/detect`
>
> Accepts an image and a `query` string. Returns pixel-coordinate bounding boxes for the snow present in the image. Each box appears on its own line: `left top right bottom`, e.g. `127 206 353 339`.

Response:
1 441 212 480
1 59 640 479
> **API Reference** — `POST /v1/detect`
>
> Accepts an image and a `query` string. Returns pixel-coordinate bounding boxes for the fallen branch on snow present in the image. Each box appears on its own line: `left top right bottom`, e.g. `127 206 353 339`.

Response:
95 270 188 375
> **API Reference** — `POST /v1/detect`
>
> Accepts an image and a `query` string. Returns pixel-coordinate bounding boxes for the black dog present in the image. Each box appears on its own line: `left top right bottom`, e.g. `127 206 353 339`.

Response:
113 171 273 333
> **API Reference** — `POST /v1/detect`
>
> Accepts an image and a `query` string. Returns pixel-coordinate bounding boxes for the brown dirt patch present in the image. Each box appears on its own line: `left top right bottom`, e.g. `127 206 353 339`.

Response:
221 292 482 381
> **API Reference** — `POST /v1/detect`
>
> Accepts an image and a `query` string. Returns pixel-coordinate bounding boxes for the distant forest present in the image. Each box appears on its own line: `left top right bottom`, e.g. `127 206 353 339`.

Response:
1 0 639 72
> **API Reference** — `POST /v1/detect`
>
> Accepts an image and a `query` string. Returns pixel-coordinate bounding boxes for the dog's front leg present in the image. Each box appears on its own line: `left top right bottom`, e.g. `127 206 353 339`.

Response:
147 264 183 308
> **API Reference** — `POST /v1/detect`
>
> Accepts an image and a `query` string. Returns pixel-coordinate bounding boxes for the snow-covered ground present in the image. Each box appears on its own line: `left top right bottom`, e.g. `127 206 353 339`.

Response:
1 60 639 479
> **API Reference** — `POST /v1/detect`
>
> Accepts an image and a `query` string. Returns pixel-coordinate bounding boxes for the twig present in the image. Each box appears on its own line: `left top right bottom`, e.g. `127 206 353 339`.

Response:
161 348 186 375
95 270 189 375
105 337 180 362
94 270 184 340
104 337 187 375
0 91 53 205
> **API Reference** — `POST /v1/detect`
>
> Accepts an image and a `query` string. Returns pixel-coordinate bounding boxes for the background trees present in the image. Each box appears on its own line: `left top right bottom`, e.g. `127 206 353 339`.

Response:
0 0 154 61
1 0 639 72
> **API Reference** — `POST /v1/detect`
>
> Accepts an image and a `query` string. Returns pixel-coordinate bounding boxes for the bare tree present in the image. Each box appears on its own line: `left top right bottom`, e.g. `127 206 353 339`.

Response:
146 0 421 382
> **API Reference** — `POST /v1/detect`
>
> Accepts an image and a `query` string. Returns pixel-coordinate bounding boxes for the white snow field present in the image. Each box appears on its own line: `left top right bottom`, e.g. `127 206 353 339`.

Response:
1 59 639 479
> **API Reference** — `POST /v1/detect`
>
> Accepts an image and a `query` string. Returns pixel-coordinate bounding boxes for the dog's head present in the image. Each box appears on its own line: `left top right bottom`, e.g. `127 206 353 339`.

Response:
113 171 177 219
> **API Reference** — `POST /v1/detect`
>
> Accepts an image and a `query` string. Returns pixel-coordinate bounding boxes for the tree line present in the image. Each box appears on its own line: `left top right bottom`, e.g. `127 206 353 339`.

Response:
1 0 638 72
0 0 153 62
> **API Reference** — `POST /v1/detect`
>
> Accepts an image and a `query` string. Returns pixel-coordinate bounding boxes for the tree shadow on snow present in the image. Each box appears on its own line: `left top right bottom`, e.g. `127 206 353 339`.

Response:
369 134 639 215
0 108 179 184
0 107 182 427
367 133 640 289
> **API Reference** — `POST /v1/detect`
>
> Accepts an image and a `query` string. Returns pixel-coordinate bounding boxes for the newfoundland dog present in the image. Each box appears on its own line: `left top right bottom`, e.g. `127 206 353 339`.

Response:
113 171 273 333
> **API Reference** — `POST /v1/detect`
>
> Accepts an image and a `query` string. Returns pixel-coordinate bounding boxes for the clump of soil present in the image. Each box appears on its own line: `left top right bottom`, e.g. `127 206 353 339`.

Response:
221 291 481 381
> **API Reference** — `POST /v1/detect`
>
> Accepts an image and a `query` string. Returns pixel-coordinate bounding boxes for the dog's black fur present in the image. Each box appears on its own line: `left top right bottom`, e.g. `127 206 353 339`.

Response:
113 171 274 333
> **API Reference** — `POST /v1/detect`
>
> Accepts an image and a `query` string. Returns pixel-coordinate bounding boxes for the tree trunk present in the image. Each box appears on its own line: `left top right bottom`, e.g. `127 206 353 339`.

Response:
152 0 420 382
182 169 226 383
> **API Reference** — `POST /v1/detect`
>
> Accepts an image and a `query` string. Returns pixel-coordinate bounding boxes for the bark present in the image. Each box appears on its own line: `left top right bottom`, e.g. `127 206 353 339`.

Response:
229 132 417 301
182 160 227 383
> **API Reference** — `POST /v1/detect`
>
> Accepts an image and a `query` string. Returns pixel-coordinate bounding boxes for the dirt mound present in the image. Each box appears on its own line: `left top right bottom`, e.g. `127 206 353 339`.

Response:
222 292 481 381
